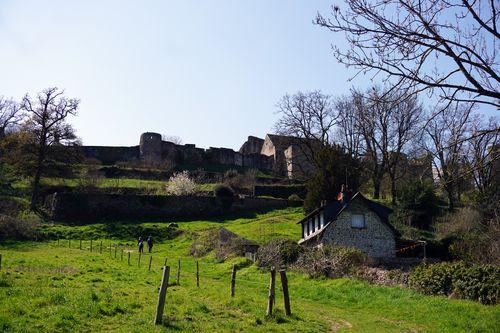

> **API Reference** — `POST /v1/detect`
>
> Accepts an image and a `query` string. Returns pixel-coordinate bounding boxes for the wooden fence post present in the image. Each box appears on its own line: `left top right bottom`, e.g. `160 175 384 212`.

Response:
120 248 123 261
230 264 236 297
279 270 291 316
176 259 180 285
266 267 276 316
90 239 93 252
196 260 199 287
128 252 131 265
109 244 112 256
114 245 117 259
154 266 170 325
99 241 102 254
149 256 153 271
138 252 142 267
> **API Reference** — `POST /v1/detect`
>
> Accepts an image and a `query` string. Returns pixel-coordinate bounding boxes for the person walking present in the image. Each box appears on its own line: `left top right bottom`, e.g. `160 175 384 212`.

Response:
138 236 144 253
146 235 153 253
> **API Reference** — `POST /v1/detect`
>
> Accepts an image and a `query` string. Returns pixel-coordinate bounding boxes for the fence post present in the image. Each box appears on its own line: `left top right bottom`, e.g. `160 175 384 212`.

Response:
99 241 102 254
164 258 167 266
138 252 142 267
149 256 153 271
109 244 112 256
279 270 291 316
230 264 236 297
79 239 82 250
154 266 170 325
266 267 276 316
128 252 131 265
121 248 123 261
176 259 180 285
196 260 199 287
114 245 117 259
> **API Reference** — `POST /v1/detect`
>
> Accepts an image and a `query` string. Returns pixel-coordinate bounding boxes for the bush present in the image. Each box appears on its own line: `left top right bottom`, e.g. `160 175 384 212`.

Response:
0 214 40 241
409 262 500 304
214 184 234 198
166 171 197 195
257 239 302 269
293 245 366 278
288 194 302 201
223 169 256 195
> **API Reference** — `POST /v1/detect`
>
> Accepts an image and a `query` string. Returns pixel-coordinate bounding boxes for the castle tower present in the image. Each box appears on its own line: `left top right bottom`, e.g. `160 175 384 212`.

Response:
139 132 162 163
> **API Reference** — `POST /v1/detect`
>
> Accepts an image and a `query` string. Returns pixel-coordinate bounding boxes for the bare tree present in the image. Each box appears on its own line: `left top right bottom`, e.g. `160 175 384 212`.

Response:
316 0 500 108
424 102 473 209
0 96 24 138
22 87 80 210
463 116 499 194
162 134 182 145
335 94 363 159
274 90 338 173
348 86 422 200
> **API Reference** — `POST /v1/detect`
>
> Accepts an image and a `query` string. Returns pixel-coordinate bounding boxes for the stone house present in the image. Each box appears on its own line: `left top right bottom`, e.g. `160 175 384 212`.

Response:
297 192 398 258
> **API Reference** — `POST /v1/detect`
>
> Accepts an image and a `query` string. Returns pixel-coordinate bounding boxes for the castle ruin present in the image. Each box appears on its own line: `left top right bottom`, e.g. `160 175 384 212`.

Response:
82 132 316 179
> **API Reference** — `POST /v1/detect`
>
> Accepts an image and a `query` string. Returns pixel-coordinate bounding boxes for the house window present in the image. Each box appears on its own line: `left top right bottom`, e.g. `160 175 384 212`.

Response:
351 214 365 228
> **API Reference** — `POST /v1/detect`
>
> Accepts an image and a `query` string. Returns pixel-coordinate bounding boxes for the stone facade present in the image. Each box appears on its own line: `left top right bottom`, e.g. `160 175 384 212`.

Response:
320 199 396 258
298 193 396 258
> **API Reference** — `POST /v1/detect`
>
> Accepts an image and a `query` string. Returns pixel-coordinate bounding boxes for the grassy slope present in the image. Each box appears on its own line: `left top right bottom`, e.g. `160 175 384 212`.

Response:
0 208 498 333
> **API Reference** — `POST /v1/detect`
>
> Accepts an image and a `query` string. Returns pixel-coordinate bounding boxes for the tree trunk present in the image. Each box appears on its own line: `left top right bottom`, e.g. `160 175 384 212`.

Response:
30 136 46 211
373 175 381 199
389 172 397 204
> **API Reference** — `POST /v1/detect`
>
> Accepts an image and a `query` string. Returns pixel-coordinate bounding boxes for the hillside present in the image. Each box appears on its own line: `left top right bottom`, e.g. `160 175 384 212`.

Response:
0 208 498 332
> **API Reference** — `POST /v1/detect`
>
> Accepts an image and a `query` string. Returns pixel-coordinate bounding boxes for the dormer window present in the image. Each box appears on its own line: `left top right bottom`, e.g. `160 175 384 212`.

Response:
351 214 365 228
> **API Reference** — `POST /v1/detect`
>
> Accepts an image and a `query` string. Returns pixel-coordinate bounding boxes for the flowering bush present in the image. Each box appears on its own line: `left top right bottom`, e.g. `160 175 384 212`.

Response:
165 171 197 195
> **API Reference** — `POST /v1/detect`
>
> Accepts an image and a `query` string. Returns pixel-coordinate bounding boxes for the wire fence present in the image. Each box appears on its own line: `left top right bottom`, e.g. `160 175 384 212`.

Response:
0 238 291 319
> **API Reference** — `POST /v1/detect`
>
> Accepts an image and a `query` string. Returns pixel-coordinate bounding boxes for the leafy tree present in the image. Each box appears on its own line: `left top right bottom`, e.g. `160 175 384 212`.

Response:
304 146 360 212
396 180 441 229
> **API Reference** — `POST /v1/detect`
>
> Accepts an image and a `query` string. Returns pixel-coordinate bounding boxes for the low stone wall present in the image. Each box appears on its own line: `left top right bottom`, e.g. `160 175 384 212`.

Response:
47 193 298 222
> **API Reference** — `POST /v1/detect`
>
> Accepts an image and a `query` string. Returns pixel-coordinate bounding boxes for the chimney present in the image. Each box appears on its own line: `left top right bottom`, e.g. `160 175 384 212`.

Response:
337 184 349 204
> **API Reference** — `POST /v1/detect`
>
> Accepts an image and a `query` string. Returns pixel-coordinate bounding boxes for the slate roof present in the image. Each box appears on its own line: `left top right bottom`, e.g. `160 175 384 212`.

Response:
297 192 399 244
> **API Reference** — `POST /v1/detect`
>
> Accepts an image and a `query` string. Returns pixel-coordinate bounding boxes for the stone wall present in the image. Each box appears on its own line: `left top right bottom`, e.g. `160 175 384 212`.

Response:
239 136 264 155
82 146 139 165
320 199 396 258
47 193 294 221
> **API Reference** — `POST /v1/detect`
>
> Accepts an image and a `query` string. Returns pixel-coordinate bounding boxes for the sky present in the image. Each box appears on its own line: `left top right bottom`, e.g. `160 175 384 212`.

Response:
1 1 495 150
0 1 361 149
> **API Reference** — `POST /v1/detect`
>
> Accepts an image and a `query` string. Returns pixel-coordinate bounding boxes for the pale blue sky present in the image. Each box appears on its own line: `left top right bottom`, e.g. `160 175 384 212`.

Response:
0 0 362 149
3 1 492 151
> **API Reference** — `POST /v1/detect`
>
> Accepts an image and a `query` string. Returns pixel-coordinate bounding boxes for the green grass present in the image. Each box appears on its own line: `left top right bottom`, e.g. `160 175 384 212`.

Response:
12 177 217 194
0 208 498 332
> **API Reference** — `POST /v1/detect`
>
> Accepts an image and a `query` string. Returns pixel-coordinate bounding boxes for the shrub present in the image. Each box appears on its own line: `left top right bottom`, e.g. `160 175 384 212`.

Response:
257 239 302 269
223 169 256 194
288 194 302 201
214 184 234 198
166 171 197 195
409 262 500 304
294 245 366 278
0 214 40 241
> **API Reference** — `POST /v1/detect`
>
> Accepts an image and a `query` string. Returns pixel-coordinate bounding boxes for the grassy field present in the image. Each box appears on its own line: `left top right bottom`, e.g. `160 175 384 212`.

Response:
12 177 217 193
0 208 499 332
